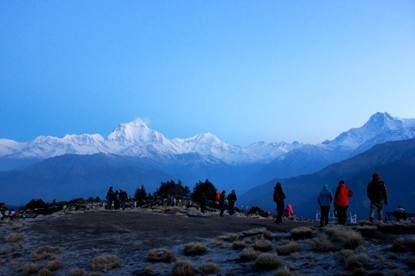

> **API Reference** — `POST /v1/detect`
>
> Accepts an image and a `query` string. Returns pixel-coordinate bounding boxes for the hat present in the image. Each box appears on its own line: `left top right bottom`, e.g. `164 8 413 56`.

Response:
373 173 381 180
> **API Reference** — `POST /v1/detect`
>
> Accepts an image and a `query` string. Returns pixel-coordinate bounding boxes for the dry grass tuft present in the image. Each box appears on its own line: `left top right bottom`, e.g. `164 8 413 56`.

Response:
46 260 63 271
147 248 175 263
142 265 154 276
307 236 336 252
347 253 369 270
262 230 273 240
350 267 367 275
215 233 239 242
31 245 62 261
405 257 415 268
242 227 267 237
325 226 363 249
22 263 38 275
276 241 301 255
5 233 24 243
92 254 121 272
239 248 259 262
172 260 195 276
291 227 314 240
274 265 292 276
391 236 415 253
232 240 246 250
255 253 283 271
38 268 52 276
252 239 273 252
199 262 220 274
356 225 378 237
69 268 88 276
183 242 209 256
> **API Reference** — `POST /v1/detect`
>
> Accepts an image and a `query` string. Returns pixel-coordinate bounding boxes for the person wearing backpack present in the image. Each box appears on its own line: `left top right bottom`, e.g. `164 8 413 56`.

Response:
334 180 353 225
318 184 333 227
219 190 226 217
273 182 286 224
367 172 388 222
106 186 115 210
227 190 237 215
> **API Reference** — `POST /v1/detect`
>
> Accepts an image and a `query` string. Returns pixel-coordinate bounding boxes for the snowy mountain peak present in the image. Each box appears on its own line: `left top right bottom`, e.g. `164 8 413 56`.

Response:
108 119 160 143
364 112 398 130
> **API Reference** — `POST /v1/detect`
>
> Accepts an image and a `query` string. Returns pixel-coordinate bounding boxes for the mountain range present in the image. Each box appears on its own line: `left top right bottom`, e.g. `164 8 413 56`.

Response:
1 112 415 210
238 137 415 220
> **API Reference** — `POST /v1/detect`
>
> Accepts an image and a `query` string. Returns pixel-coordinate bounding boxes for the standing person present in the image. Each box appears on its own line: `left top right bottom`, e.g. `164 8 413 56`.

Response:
119 188 128 210
200 193 207 213
367 172 388 222
114 190 120 210
273 182 286 224
219 190 226 217
334 180 353 225
106 186 115 210
318 184 333 227
227 190 237 216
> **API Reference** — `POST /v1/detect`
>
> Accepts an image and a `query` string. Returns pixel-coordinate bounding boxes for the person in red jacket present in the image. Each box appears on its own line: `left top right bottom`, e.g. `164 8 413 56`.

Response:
334 180 353 225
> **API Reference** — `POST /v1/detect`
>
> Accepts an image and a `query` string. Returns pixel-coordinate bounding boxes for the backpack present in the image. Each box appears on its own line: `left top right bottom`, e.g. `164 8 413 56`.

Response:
216 192 221 202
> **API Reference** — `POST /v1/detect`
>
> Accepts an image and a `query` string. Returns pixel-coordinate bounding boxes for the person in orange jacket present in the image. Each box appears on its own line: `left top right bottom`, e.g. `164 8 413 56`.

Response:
334 180 353 225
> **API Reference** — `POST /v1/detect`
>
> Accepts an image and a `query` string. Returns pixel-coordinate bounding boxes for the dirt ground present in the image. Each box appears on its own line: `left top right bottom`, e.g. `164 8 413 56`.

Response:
0 207 315 275
2 207 414 275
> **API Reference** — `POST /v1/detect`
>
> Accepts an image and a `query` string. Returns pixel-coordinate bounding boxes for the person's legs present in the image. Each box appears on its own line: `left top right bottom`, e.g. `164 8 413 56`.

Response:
376 202 384 221
369 202 376 222
323 206 330 226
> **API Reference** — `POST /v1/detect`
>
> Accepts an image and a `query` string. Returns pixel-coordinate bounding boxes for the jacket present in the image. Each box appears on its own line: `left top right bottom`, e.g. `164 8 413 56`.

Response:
318 185 333 207
367 180 387 203
334 183 352 207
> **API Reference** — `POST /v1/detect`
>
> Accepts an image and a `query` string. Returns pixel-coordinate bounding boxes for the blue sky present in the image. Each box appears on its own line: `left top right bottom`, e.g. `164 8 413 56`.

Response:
1 1 414 146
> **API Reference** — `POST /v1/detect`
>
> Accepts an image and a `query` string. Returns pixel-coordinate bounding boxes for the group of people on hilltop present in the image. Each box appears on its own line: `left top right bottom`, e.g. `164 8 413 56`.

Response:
275 172 406 226
217 189 237 216
106 186 129 210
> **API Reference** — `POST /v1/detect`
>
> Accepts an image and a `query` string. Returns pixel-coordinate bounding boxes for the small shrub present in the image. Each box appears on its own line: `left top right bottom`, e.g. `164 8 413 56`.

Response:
172 260 195 276
274 266 292 276
255 253 283 271
262 230 273 240
5 233 24 243
38 268 52 276
199 262 220 274
356 225 378 237
92 254 121 272
183 243 209 256
46 260 63 271
147 248 175 263
22 263 38 275
276 241 300 255
325 226 363 249
405 257 415 268
307 236 335 252
350 267 367 276
291 227 314 240
347 253 368 270
391 236 415 253
142 265 154 276
232 240 246 250
242 227 267 237
31 245 62 261
253 239 273 252
69 268 88 276
239 248 258 262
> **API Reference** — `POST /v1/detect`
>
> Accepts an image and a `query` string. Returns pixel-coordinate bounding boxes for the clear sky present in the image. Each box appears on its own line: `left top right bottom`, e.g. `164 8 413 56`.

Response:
1 1 414 146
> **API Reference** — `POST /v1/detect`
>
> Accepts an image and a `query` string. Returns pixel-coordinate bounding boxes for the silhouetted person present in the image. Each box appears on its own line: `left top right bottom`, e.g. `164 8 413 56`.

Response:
334 180 353 225
393 205 407 221
219 190 226 217
106 186 115 210
367 172 388 222
200 193 207 213
227 190 237 215
273 182 286 224
318 184 333 227
119 188 128 210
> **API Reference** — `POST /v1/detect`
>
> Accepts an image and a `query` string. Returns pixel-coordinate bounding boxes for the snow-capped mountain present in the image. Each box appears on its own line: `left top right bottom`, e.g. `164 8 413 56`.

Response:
1 112 415 166
321 112 415 155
